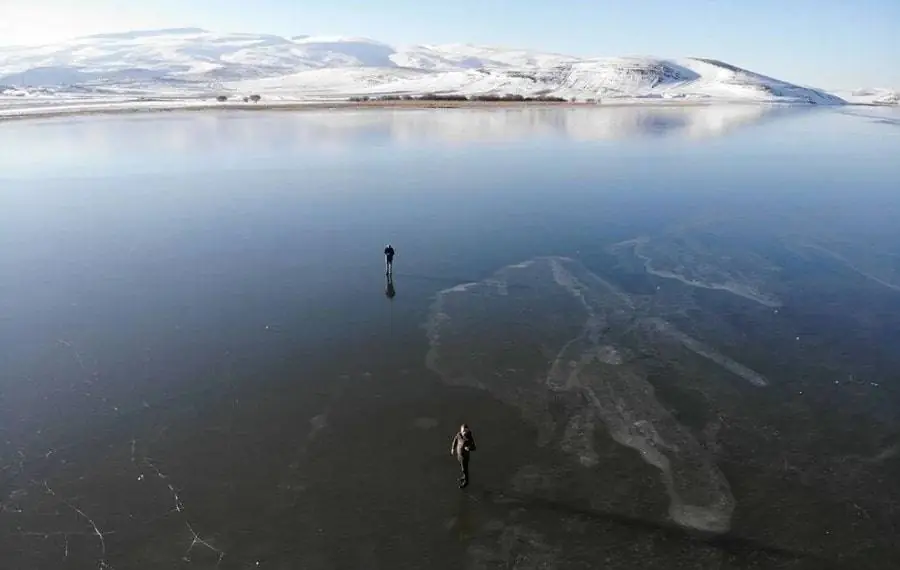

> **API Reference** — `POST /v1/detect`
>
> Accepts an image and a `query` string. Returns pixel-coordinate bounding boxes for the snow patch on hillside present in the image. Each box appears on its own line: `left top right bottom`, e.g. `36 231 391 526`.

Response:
836 88 900 106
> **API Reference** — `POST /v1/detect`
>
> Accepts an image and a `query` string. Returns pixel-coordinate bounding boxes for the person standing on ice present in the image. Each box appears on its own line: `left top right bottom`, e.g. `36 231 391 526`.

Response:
384 244 395 275
450 423 476 488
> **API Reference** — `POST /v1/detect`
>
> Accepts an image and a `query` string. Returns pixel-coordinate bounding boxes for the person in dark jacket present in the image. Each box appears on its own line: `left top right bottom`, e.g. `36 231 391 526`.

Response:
384 244 395 275
450 423 476 488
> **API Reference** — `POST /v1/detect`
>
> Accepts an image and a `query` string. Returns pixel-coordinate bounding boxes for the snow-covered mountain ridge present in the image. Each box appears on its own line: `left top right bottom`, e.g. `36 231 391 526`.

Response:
0 28 878 106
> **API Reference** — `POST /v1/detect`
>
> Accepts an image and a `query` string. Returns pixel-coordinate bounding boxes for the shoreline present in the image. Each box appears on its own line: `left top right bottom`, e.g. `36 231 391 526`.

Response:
0 98 876 123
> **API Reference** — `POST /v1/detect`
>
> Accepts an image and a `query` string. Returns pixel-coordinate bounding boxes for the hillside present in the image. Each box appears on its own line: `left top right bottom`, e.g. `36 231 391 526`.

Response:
0 28 847 109
835 88 900 106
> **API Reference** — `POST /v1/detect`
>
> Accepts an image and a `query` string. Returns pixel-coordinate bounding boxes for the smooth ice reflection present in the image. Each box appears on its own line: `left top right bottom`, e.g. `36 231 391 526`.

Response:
0 105 798 177
425 257 776 533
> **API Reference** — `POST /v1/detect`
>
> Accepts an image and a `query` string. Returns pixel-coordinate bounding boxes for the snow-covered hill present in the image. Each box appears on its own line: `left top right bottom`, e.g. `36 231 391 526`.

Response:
834 88 900 106
0 28 847 109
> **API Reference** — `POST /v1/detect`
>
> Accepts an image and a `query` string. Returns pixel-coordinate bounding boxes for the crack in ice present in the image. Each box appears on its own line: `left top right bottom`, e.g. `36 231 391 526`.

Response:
42 481 112 569
185 521 225 565
14 531 95 559
426 256 741 533
613 237 782 308
144 459 185 513
142 457 225 565
797 241 900 293
57 339 87 372
130 439 145 482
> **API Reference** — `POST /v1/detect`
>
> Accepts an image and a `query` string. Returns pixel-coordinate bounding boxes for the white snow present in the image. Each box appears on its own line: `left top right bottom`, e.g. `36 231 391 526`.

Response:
832 88 900 106
0 27 870 118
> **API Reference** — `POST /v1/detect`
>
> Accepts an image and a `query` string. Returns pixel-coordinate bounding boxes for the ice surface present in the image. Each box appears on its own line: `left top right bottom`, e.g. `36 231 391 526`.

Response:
424 256 773 533
609 235 783 308
787 239 900 294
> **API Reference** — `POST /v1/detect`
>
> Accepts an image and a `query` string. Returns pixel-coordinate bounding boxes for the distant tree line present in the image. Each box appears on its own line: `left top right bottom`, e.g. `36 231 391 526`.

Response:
215 94 262 103
348 93 598 103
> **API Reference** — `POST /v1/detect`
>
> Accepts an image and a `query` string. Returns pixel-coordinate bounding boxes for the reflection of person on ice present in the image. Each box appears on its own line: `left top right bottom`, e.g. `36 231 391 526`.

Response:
450 423 476 488
384 244 395 275
385 272 396 299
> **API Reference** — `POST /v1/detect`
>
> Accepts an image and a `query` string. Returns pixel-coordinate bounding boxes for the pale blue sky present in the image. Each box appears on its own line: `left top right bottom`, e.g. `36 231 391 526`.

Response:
1 0 897 88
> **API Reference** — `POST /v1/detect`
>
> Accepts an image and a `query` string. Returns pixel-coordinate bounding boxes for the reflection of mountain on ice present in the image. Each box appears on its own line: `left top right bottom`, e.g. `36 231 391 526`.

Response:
256 104 786 142
0 106 787 166
377 105 786 142
0 28 845 109
425 257 770 534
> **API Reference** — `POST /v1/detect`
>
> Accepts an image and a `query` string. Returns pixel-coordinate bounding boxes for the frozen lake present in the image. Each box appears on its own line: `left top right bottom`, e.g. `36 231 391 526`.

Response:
2 105 900 569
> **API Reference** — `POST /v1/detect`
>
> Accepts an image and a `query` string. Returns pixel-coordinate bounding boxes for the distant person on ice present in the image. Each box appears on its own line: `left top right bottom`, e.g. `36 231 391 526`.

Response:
384 244 395 274
450 423 476 488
